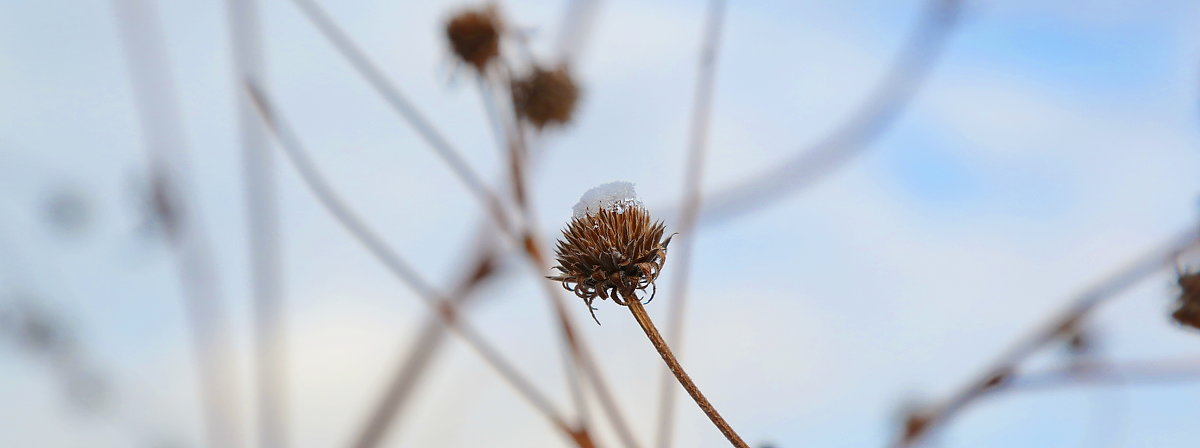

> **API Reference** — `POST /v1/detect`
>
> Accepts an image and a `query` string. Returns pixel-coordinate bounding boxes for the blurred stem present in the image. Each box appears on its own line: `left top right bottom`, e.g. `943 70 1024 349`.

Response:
482 65 641 448
626 299 747 448
225 0 287 446
111 1 244 446
246 83 587 446
656 1 726 446
690 0 962 225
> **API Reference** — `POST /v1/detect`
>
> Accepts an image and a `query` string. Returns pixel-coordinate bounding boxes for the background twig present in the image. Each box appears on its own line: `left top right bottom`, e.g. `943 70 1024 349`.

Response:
655 1 726 446
247 83 591 446
225 0 287 446
691 0 963 225
898 227 1200 447
111 1 245 446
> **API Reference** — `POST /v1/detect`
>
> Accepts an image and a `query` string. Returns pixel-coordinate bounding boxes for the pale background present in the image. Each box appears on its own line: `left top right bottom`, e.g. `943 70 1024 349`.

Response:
2 0 1199 447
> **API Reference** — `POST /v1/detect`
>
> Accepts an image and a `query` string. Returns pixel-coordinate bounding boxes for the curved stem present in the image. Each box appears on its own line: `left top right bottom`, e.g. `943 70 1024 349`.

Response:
626 299 747 448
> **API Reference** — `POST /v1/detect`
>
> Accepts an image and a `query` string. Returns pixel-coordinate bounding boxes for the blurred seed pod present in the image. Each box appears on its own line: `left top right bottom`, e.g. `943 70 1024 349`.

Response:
1171 269 1200 330
446 6 502 72
511 65 580 129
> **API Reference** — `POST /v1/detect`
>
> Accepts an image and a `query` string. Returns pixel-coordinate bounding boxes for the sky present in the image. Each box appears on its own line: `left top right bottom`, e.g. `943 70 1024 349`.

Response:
1 0 1200 447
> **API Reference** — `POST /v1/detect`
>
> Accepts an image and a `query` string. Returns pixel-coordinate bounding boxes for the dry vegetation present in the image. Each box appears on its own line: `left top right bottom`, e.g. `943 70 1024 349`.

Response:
5 0 1200 447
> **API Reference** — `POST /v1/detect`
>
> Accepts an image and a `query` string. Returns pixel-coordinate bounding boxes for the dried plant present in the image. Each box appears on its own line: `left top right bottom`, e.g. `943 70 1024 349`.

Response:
1172 268 1200 330
445 6 502 72
549 206 673 324
23 0 1200 446
549 183 747 447
511 65 580 128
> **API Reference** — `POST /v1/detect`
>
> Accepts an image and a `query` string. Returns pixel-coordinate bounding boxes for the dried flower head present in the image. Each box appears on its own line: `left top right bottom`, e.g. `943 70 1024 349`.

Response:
1171 268 1200 330
548 182 674 324
445 7 502 71
511 65 580 128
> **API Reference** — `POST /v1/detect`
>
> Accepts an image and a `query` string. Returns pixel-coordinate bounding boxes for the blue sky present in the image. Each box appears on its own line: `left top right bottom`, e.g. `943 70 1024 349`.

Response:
1 0 1199 447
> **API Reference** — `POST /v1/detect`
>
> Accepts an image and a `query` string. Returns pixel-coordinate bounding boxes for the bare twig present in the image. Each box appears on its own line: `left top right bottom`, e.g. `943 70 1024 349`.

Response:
279 5 614 440
246 83 589 446
897 227 1200 447
628 300 747 448
1008 357 1200 392
692 0 963 225
344 78 532 447
224 1 287 447
288 0 514 235
656 1 726 447
110 1 245 446
494 81 595 435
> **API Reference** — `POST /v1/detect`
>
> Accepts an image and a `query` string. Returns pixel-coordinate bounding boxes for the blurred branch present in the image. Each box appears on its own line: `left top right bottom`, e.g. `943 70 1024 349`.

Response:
896 227 1200 447
280 3 618 442
287 1 638 441
288 0 514 236
656 1 726 447
485 72 596 438
554 0 603 66
110 1 245 446
693 0 963 225
348 232 501 448
1009 357 1200 391
224 1 288 447
246 83 589 445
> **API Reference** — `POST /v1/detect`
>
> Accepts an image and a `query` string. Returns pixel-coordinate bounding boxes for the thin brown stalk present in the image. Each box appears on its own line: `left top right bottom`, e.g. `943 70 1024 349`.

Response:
486 70 641 448
656 1 725 447
689 0 963 225
627 300 747 448
288 2 633 444
110 1 244 446
281 17 608 435
896 227 1200 447
498 94 595 437
225 1 287 447
246 83 590 446
283 4 608 441
288 0 514 236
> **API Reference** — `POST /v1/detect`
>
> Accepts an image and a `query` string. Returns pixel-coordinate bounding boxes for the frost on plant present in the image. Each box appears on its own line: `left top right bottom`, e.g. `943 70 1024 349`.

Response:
572 181 643 219
553 181 673 324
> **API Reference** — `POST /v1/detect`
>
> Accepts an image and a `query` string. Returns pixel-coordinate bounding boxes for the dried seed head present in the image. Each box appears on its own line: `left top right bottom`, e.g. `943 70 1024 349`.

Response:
511 65 580 128
445 7 502 72
1171 269 1200 330
548 183 673 324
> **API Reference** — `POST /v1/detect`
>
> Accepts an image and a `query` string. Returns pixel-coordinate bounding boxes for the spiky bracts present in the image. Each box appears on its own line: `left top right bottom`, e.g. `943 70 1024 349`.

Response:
1172 270 1200 330
512 66 580 129
549 206 674 324
446 7 501 72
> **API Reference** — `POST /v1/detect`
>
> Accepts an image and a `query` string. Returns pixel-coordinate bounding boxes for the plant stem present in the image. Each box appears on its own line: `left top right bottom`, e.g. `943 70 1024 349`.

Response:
626 299 747 448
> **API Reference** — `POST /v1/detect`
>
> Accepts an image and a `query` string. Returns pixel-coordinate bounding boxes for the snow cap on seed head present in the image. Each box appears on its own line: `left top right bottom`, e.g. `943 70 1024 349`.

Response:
572 181 642 219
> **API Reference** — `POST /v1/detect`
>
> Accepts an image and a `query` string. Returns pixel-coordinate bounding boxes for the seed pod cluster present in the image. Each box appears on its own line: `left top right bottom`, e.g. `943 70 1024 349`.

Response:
1171 270 1200 330
511 66 580 128
548 206 673 324
445 7 501 72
